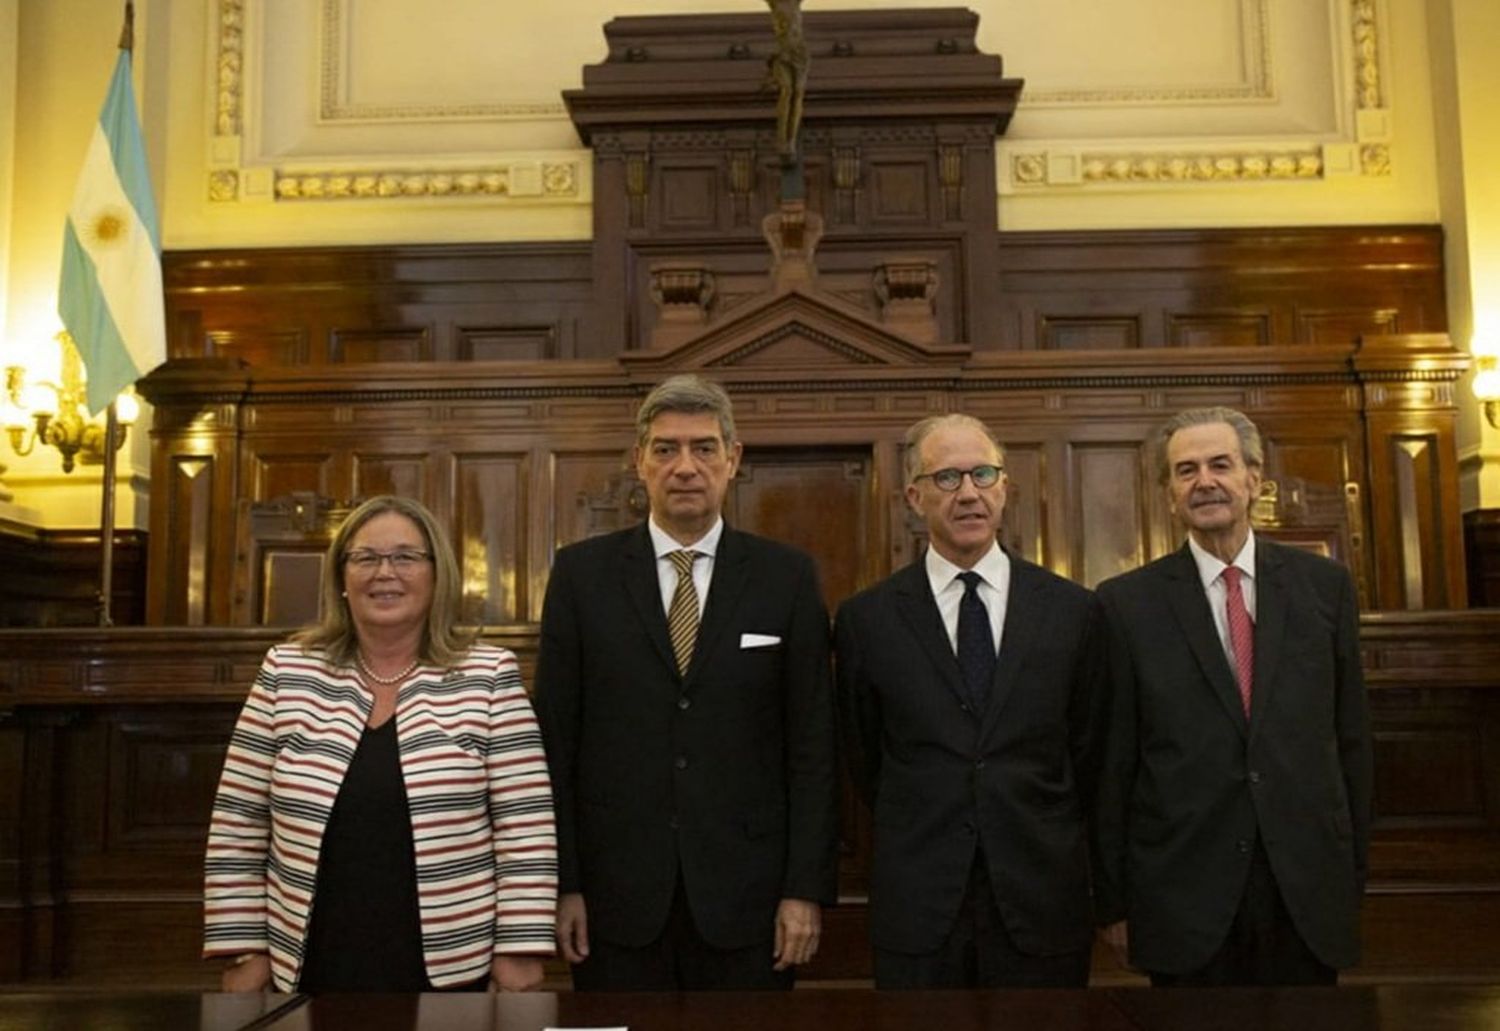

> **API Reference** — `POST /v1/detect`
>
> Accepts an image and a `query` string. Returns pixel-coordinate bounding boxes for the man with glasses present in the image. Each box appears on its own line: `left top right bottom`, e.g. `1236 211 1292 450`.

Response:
835 413 1107 988
534 374 838 991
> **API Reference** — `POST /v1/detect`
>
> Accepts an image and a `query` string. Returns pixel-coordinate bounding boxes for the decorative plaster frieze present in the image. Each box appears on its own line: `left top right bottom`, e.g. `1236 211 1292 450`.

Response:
270 161 582 202
1352 0 1382 109
1013 148 1324 185
215 0 244 137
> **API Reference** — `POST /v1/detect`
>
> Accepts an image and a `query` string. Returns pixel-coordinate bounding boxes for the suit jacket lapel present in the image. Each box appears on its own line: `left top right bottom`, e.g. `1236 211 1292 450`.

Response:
621 523 679 676
979 554 1043 740
1247 539 1288 741
1162 545 1249 737
893 560 970 711
690 527 751 684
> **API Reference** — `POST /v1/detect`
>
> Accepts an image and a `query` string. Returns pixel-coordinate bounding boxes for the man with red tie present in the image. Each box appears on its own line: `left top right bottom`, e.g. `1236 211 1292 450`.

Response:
1093 407 1373 986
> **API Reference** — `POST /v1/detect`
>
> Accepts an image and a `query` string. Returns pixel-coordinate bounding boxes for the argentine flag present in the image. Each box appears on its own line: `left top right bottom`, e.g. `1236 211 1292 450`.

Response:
58 47 165 416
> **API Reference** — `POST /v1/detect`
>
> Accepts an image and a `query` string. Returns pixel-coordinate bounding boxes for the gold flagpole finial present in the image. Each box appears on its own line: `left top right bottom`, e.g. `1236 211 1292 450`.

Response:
118 1 135 52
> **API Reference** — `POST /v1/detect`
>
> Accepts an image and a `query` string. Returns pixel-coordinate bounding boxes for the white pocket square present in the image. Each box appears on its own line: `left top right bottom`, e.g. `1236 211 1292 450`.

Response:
740 633 782 649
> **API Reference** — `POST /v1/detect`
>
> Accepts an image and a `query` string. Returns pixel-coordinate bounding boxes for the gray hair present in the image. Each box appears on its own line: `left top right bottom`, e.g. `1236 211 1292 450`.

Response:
1152 406 1264 484
292 494 472 668
903 413 1006 485
635 374 737 446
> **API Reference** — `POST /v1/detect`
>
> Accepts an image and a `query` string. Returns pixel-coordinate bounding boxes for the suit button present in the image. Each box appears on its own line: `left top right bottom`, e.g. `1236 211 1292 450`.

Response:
1248 771 1262 784
674 756 688 771
669 815 680 830
963 822 976 835
959 702 971 712
677 696 691 711
1236 838 1251 854
974 759 986 770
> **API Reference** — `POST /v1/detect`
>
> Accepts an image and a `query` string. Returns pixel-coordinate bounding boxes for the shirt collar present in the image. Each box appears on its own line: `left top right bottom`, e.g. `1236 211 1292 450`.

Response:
648 515 724 560
925 539 1009 596
1187 529 1256 591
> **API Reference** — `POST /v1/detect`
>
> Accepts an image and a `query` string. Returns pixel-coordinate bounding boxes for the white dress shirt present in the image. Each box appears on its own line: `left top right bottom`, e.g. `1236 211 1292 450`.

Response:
925 541 1010 656
1187 530 1258 669
648 516 724 615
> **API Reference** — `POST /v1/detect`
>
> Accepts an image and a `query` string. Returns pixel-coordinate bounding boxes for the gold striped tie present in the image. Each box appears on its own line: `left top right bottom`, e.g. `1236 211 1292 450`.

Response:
667 549 700 674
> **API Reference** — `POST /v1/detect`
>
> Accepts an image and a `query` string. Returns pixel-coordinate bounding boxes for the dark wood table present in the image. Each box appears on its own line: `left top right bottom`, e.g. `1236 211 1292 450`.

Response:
3 986 1499 1030
0 991 301 1030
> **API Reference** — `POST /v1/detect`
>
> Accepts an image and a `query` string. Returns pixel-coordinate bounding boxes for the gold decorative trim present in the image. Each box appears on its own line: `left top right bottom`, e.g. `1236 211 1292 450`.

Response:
317 0 566 123
215 0 245 137
270 161 582 202
208 170 240 203
1012 149 1323 186
1360 144 1391 177
1352 0 1382 109
1013 154 1046 185
1024 0 1272 106
542 163 577 196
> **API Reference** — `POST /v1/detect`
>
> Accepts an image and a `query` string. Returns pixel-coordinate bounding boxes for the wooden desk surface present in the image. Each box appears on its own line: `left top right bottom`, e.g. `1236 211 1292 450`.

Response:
6 986 1499 1031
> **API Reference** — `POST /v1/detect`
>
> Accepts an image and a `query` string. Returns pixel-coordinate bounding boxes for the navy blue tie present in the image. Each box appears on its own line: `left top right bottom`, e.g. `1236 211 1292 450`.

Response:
956 571 996 710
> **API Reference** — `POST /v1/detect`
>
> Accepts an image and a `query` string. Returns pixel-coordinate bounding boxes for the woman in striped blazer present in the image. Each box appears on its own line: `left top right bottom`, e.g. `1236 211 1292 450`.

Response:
204 495 557 992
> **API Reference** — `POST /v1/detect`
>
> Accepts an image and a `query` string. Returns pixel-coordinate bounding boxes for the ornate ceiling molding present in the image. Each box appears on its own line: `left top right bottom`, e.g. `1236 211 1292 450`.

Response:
1013 148 1324 186
271 162 579 202
205 1 1393 204
206 0 584 206
1002 0 1394 192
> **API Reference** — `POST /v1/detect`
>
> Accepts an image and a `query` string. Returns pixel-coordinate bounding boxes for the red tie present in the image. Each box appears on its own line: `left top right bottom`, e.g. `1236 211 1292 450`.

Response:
1222 566 1254 717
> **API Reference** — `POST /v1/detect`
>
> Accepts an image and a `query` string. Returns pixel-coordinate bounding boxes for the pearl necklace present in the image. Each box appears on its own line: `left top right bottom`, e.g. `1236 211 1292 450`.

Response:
356 653 419 686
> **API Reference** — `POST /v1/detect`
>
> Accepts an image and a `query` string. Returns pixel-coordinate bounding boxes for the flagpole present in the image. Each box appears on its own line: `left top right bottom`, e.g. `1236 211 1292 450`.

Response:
94 0 132 628
98 404 118 627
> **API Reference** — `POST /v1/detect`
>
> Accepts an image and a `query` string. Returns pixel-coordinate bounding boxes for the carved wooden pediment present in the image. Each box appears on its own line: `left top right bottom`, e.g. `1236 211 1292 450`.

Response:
620 286 970 377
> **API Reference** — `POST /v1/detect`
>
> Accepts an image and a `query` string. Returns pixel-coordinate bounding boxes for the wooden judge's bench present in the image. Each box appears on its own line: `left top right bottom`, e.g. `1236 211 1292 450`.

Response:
2 7 1498 992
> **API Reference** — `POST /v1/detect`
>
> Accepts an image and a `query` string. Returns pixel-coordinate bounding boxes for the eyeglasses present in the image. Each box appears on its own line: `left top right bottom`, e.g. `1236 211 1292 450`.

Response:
344 548 432 574
912 464 1005 492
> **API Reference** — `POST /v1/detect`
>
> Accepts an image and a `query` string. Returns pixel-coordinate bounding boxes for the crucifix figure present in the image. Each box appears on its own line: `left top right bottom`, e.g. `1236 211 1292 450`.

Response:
765 0 808 168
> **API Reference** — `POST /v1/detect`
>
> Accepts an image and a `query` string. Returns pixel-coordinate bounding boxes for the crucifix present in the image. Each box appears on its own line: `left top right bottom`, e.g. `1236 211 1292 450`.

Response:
765 0 808 200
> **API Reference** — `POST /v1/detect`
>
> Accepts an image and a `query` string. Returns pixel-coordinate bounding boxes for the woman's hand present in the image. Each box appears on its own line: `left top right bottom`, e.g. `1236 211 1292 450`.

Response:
489 954 544 992
221 953 272 992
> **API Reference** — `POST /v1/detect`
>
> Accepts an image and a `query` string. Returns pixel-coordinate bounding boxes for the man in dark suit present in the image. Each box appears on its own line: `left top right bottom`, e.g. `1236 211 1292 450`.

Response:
534 374 838 991
1093 406 1372 986
835 413 1106 988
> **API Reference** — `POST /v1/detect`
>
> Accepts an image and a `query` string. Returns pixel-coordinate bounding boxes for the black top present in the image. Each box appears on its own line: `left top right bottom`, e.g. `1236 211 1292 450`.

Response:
298 718 429 992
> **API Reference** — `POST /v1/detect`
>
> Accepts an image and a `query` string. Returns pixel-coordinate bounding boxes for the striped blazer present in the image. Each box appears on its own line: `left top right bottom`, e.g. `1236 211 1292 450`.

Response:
203 643 557 990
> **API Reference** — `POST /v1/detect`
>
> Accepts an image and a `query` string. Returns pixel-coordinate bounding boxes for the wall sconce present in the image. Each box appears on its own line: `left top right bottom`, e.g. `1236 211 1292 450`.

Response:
1475 354 1500 429
3 331 138 473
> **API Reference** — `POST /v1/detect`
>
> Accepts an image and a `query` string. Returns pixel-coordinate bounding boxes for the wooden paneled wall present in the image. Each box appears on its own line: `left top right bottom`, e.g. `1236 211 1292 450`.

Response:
2 618 1497 986
0 523 147 628
139 327 1466 626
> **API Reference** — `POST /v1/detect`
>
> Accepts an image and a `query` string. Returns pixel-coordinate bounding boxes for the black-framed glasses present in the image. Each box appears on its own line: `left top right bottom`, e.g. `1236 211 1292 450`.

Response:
913 464 1005 492
344 548 432 574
